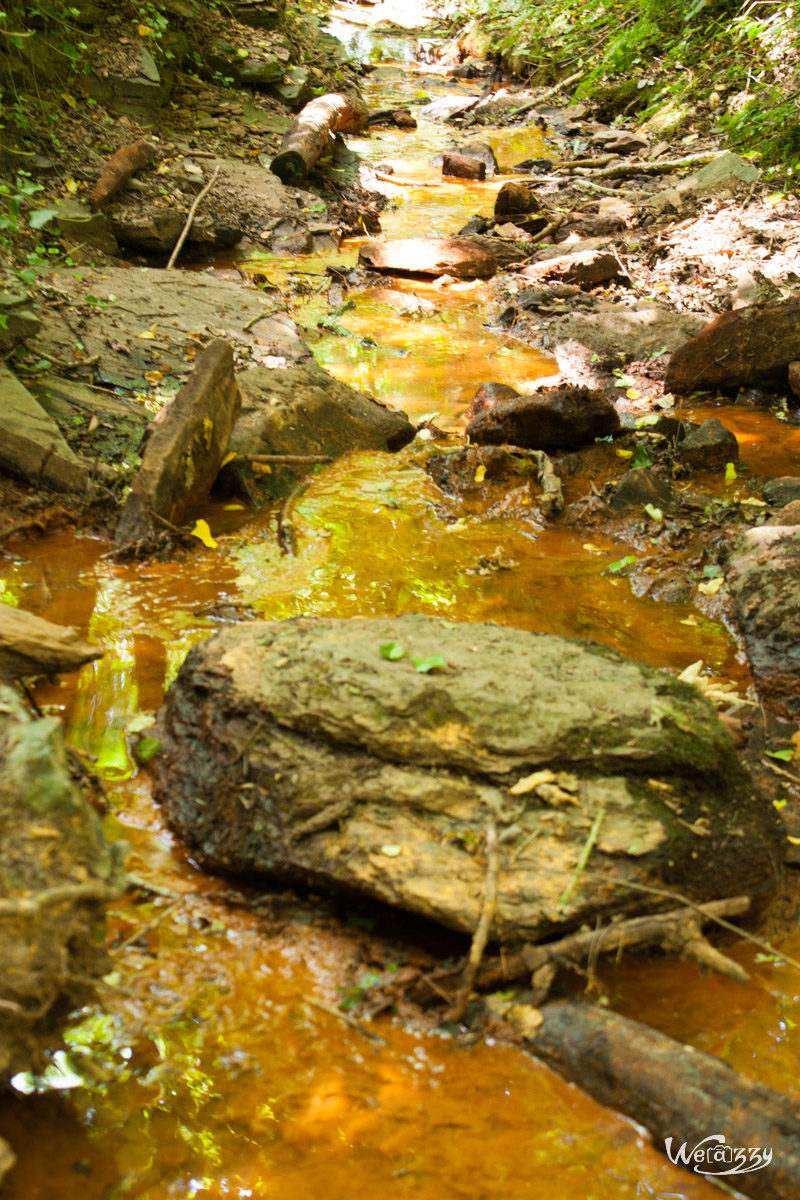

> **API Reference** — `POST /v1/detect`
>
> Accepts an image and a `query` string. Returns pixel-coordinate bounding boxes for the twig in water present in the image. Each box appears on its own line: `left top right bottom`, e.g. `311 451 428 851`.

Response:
166 164 221 269
115 900 182 953
307 996 388 1046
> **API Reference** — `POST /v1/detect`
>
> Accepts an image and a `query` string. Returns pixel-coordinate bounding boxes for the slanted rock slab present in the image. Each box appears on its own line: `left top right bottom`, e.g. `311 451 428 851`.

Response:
115 339 241 545
666 298 800 395
219 359 415 502
359 237 498 279
0 605 102 680
466 386 620 450
0 363 92 493
153 615 782 942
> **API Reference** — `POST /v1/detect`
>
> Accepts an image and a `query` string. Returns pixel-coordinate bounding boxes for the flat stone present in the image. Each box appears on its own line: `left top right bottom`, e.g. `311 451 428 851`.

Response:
609 468 675 512
0 363 91 492
153 614 782 941
0 605 102 680
666 298 800 395
467 386 620 451
235 55 283 86
521 249 629 290
115 339 241 545
418 94 480 121
359 237 497 280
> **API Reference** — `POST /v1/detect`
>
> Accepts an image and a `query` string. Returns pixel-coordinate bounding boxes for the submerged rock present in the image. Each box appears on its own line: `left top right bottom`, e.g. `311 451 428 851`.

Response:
678 418 739 470
466 385 620 450
153 615 782 942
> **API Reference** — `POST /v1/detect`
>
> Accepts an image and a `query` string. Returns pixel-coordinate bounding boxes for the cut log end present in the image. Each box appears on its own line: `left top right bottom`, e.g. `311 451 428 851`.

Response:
270 150 310 186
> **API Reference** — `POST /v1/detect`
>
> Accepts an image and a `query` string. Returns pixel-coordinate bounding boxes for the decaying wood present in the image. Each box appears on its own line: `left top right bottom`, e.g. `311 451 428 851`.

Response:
233 453 334 465
516 1000 800 1200
0 605 102 680
413 897 751 1005
534 69 585 106
166 165 221 269
270 93 370 185
89 140 157 212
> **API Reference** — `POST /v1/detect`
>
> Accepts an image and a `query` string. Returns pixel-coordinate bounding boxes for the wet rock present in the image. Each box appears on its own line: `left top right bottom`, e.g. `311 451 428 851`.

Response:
359 237 497 279
219 359 415 503
609 468 675 512
425 445 563 514
764 477 800 508
419 94 480 121
458 215 492 236
466 381 521 422
602 131 650 155
521 249 629 290
153 614 782 941
666 298 800 395
726 525 800 719
458 141 499 175
115 340 241 546
0 683 118 1088
467 386 620 451
0 363 94 494
494 182 542 218
789 360 800 399
369 107 417 129
0 606 102 680
678 418 739 470
271 66 313 110
442 152 486 180
270 227 314 254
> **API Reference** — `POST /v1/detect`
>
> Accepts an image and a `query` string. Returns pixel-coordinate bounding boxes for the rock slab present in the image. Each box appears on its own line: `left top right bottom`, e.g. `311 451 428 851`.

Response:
115 339 241 545
359 237 498 279
0 363 92 493
666 298 800 395
153 615 782 942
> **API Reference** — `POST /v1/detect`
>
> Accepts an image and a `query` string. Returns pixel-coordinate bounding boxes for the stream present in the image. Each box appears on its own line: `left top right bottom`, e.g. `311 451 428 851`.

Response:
1 7 800 1198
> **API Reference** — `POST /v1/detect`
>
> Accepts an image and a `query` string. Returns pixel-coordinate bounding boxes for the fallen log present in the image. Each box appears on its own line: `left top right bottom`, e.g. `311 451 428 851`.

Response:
515 1001 800 1200
270 92 370 185
358 237 498 279
0 605 102 680
89 140 157 212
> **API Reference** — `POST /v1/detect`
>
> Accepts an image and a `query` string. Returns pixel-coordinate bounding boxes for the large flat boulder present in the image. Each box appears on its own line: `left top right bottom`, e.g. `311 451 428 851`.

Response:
220 359 415 502
359 237 498 279
153 615 782 942
666 298 800 395
726 523 800 719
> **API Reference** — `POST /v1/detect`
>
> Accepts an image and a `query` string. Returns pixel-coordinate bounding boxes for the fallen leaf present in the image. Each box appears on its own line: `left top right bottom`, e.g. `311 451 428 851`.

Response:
509 769 557 796
474 464 487 483
190 518 218 548
380 845 402 857
698 577 724 596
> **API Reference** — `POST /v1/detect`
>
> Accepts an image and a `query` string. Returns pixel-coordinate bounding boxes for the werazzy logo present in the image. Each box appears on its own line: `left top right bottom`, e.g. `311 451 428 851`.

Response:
665 1134 773 1176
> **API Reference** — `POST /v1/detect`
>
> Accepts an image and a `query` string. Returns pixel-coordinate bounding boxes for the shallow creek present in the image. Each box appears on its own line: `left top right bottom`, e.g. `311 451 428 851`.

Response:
2 12 800 1200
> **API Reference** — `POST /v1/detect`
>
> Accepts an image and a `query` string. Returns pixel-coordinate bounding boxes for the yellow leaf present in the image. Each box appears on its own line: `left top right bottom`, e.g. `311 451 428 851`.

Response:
61 91 77 109
380 844 402 856
190 519 217 548
788 836 800 846
509 769 557 796
65 177 79 194
138 23 153 36
252 462 272 475
144 369 163 383
582 542 603 554
202 416 213 449
698 577 724 596
626 387 641 400
474 464 486 483
220 450 238 467
223 503 245 510
138 326 157 340
616 448 633 458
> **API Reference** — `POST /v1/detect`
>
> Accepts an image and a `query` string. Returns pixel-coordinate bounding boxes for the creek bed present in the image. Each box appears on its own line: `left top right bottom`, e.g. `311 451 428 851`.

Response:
1 14 799 1200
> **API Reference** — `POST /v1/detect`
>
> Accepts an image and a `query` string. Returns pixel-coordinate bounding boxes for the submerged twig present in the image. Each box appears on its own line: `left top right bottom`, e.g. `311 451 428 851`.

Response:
307 996 388 1046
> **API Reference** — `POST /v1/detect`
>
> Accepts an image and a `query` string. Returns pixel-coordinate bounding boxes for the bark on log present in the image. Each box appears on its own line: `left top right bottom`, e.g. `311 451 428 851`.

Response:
442 152 486 181
518 1001 800 1200
0 605 102 680
89 140 157 212
270 93 370 185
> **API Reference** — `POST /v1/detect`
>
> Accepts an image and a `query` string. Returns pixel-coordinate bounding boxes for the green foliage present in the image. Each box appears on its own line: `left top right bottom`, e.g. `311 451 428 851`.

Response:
465 0 800 169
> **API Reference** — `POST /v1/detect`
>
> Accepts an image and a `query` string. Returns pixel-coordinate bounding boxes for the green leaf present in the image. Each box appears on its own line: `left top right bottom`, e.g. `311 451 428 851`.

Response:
725 461 738 484
630 443 653 469
136 737 161 763
380 641 405 660
29 207 59 230
766 748 794 762
608 555 638 573
702 564 722 578
413 655 446 674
